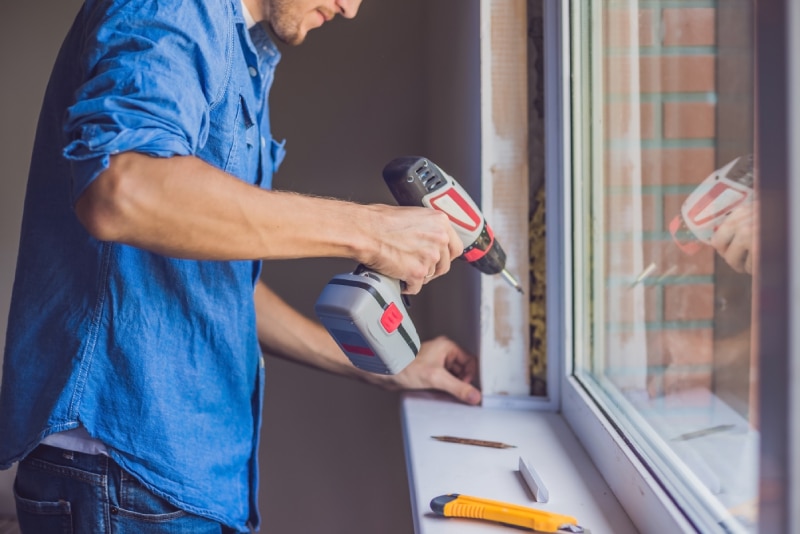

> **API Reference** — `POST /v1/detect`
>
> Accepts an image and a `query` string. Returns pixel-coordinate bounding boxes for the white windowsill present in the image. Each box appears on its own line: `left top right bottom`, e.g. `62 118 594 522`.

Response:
400 392 638 534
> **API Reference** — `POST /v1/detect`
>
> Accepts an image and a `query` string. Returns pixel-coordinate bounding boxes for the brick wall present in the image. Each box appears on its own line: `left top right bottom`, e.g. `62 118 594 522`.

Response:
602 1 719 399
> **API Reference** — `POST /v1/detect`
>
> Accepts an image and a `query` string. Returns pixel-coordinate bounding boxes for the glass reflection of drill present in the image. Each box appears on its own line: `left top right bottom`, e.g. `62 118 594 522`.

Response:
631 155 755 287
669 154 754 255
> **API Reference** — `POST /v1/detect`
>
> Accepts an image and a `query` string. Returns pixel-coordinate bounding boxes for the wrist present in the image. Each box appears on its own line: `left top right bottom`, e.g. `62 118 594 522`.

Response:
348 204 382 266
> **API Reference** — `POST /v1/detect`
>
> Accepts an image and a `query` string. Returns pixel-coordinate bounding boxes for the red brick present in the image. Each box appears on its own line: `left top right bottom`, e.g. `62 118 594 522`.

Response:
604 150 640 187
605 192 657 233
647 368 715 403
663 101 716 139
643 239 715 277
602 331 651 388
640 55 716 93
664 283 715 321
605 147 716 187
605 285 660 323
663 366 713 397
641 147 716 186
662 8 716 47
605 101 656 140
647 328 714 366
605 238 714 278
605 55 716 95
605 8 655 47
604 55 636 95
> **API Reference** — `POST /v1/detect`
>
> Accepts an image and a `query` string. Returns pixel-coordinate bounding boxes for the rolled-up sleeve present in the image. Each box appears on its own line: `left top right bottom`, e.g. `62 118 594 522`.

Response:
63 0 231 204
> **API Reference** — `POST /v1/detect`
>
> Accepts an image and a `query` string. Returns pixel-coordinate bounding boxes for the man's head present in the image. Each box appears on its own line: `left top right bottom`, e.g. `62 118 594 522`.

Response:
245 0 363 45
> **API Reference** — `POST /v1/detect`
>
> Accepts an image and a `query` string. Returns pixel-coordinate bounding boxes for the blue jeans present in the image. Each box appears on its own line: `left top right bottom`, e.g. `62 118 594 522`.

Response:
14 444 245 534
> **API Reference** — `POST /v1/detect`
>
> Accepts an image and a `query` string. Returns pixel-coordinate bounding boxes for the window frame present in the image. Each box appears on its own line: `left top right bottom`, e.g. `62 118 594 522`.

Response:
754 0 800 532
548 0 799 532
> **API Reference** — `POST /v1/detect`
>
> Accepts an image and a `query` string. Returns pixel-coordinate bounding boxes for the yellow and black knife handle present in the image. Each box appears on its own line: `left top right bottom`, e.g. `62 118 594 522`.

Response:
430 493 580 533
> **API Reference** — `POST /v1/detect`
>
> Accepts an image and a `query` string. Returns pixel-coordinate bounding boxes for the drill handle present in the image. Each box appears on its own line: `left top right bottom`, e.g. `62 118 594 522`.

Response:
383 156 484 250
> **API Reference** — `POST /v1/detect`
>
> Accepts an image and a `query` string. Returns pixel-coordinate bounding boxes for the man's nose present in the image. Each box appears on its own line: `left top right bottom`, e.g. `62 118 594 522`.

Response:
335 0 362 19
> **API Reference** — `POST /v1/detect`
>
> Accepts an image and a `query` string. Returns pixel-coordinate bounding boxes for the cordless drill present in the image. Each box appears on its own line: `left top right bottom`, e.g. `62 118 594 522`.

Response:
315 156 523 375
630 154 755 285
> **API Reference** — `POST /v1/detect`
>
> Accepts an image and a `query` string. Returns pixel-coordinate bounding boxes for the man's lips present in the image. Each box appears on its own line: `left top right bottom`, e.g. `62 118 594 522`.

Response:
317 9 332 22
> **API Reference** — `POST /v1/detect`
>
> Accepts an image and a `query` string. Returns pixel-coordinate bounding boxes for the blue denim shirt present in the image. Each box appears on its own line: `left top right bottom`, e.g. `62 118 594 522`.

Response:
0 0 284 530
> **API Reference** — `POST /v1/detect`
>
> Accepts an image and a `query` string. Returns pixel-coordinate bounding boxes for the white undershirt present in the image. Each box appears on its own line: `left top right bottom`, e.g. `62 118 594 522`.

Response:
41 425 108 455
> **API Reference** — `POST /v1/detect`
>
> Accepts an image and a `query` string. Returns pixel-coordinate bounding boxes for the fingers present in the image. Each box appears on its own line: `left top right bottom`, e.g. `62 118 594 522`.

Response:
422 216 462 283
399 213 461 294
364 205 464 293
709 204 754 274
430 364 481 405
723 234 752 273
444 377 482 405
404 253 448 295
391 336 482 405
425 337 481 405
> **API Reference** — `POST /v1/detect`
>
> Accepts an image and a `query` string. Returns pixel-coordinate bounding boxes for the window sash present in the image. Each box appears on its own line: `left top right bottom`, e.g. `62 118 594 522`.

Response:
552 0 798 531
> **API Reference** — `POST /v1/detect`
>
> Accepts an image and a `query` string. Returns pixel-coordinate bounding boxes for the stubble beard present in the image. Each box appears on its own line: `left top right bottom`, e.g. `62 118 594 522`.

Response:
267 0 307 45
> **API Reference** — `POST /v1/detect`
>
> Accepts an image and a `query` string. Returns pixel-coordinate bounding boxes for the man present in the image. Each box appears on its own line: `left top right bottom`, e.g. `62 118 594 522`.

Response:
0 0 481 532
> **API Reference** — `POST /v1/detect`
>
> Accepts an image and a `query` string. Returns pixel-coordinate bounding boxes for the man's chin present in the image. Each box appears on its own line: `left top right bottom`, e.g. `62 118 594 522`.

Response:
269 23 308 46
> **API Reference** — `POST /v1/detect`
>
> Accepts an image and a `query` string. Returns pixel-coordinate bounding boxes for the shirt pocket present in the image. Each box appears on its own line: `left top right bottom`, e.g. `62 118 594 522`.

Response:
258 136 286 190
223 95 259 181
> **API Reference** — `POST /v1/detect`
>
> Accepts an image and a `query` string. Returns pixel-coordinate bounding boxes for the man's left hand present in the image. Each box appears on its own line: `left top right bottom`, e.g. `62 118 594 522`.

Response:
388 336 482 406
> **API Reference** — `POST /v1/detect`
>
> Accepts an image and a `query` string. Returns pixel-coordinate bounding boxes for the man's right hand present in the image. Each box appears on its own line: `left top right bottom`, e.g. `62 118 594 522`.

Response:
359 204 463 294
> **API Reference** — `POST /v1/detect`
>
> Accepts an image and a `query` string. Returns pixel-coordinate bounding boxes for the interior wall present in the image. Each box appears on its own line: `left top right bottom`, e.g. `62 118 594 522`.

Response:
0 0 86 515
416 0 482 353
259 1 479 532
258 1 425 532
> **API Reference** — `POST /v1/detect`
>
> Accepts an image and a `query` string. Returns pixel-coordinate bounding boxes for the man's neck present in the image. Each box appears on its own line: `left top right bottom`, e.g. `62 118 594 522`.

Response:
241 0 259 29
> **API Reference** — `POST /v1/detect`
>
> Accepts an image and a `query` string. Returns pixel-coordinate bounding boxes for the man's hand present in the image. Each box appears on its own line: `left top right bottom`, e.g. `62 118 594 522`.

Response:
361 205 463 295
710 202 755 274
386 336 482 405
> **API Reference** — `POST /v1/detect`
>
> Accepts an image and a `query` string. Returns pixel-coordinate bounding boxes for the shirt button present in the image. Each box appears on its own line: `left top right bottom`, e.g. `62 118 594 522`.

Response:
248 66 257 78
261 137 266 148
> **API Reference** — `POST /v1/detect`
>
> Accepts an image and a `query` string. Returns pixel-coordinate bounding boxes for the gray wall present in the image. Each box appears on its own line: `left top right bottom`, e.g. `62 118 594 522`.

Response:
0 0 87 515
0 1 480 532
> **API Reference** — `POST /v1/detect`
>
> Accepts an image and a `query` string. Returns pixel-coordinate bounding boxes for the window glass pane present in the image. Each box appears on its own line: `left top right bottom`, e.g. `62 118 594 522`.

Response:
572 1 757 530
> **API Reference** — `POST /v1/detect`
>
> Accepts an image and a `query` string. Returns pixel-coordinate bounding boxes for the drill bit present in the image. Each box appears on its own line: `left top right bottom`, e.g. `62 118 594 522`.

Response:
501 268 525 294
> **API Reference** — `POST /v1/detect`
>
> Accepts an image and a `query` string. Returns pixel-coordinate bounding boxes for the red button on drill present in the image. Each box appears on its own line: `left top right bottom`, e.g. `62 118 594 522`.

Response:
380 302 403 333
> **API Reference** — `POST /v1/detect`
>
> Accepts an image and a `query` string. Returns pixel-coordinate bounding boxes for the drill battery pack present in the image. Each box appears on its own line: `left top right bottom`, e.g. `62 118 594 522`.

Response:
315 269 420 375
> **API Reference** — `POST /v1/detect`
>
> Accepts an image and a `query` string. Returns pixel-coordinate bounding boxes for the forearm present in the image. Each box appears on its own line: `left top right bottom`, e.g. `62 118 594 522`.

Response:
75 152 377 262
76 151 462 292
254 281 393 388
254 281 481 404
